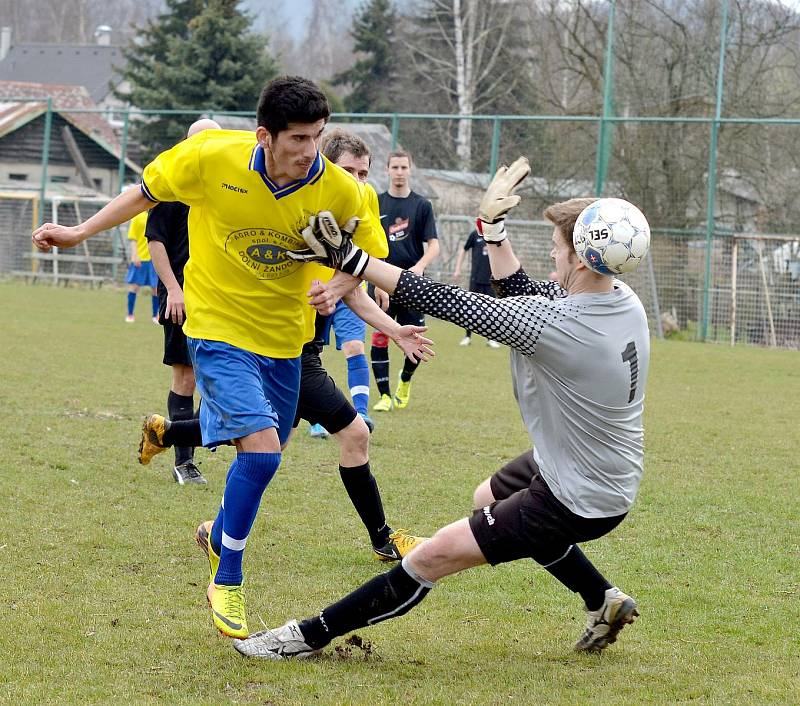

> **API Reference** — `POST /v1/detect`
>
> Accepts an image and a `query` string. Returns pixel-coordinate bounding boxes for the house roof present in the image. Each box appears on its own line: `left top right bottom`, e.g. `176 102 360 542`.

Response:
0 43 123 103
0 81 139 173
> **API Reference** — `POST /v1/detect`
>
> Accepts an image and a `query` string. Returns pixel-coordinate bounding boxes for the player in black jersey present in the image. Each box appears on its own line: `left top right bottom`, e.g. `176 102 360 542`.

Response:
371 150 439 411
142 119 221 485
452 229 501 348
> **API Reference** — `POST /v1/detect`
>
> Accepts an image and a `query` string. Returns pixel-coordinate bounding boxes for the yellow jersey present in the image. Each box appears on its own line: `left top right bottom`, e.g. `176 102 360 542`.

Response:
126 211 150 261
140 129 386 357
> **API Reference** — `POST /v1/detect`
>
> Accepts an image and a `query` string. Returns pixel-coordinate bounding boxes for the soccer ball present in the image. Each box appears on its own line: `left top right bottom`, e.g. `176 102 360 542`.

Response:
572 198 650 275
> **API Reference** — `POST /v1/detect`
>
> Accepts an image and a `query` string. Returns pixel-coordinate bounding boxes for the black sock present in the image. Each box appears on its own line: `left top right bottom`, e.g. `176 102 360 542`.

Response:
371 345 390 396
162 418 203 448
540 545 611 611
167 391 195 466
400 356 419 383
464 329 471 337
339 463 390 547
298 562 434 649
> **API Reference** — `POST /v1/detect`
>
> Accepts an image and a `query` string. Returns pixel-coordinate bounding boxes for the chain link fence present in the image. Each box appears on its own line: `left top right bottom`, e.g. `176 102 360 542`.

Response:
0 104 798 348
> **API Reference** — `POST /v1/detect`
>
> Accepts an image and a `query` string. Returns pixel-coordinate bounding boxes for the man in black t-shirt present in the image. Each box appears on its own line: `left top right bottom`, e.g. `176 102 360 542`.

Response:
452 229 501 348
142 118 221 485
372 150 439 411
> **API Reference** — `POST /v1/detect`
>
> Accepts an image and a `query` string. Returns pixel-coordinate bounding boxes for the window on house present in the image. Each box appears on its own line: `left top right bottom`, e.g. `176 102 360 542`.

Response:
8 173 28 181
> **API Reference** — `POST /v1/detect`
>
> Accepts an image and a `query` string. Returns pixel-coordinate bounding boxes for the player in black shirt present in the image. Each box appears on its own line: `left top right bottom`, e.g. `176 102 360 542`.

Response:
372 150 439 411
142 119 221 485
452 230 501 348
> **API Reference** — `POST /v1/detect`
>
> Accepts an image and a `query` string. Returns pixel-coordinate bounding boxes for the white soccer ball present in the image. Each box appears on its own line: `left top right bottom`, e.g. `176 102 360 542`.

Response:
572 198 651 275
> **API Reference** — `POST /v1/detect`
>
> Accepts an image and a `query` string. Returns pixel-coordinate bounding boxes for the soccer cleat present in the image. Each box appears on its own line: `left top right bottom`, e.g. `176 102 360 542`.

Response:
373 529 426 562
372 394 394 412
152 316 160 324
138 414 169 465
172 461 207 485
207 582 248 639
195 520 220 583
233 619 319 660
394 377 412 409
125 315 135 323
459 335 472 346
574 587 639 653
487 339 501 348
308 423 329 439
359 412 375 433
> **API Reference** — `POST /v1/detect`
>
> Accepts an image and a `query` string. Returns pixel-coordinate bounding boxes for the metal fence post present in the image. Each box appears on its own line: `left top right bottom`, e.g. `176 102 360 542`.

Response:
594 0 616 196
112 109 131 279
489 117 501 177
701 0 729 341
391 114 399 149
38 98 53 226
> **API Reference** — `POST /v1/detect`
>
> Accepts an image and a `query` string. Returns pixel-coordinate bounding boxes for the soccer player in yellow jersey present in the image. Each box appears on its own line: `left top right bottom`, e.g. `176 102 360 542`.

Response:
124 210 159 323
32 76 386 640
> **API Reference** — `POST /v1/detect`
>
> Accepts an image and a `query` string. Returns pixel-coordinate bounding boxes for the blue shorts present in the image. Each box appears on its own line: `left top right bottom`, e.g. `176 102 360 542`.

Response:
186 337 301 447
322 300 366 350
125 261 158 288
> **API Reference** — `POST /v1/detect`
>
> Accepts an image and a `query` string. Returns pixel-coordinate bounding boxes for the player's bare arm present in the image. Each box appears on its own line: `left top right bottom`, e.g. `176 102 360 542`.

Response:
148 240 186 325
409 238 439 276
33 187 154 251
340 284 434 362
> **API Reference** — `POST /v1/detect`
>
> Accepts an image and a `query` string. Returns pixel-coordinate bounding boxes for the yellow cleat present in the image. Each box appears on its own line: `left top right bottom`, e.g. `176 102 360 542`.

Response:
372 394 394 412
373 529 427 562
195 521 220 584
138 414 169 465
394 378 412 409
207 582 248 639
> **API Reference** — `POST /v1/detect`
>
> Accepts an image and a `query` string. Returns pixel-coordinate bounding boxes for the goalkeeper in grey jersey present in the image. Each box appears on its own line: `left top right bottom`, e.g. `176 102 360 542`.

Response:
234 157 650 659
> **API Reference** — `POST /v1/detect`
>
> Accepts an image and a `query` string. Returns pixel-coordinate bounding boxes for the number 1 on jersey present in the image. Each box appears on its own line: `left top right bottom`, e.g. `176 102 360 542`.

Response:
621 341 638 403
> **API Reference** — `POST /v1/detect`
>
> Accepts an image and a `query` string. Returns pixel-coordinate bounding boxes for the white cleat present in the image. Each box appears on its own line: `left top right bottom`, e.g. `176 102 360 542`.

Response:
233 619 319 660
574 587 639 653
459 336 472 346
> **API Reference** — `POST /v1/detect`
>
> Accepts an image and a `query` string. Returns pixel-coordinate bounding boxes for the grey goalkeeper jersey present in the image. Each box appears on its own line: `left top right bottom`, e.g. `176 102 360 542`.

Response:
392 269 650 518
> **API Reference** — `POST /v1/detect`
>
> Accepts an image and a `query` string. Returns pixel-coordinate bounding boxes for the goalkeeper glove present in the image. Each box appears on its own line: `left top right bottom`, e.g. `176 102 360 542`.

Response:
476 156 531 244
287 211 371 277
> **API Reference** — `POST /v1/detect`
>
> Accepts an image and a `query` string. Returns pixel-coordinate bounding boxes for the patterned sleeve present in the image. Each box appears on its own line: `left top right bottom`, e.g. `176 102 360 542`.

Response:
392 271 570 356
492 267 567 300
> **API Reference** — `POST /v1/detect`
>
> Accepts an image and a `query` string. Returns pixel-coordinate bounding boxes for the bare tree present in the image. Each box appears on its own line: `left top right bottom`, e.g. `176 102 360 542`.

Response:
404 0 526 170
290 0 354 82
0 0 162 44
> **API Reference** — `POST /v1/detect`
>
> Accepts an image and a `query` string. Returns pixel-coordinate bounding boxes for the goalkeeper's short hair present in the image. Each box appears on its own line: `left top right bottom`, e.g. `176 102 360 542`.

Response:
320 129 371 166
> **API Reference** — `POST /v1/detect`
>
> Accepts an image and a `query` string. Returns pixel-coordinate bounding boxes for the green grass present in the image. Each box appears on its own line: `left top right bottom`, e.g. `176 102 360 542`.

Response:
0 280 798 705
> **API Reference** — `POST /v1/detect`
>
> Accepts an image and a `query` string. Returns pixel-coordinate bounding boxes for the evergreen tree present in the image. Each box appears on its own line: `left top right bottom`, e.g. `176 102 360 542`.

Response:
117 0 277 159
334 0 398 113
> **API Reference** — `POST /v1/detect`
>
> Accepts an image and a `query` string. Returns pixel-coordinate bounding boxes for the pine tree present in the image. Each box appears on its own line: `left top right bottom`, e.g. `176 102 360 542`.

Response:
334 0 399 113
117 0 277 159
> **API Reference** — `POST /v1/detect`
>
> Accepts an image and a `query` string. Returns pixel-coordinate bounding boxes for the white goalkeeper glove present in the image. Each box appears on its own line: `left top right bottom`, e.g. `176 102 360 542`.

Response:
287 211 371 277
476 156 531 244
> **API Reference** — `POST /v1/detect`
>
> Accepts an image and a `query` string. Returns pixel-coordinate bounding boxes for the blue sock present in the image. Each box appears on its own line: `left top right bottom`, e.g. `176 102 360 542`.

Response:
209 458 239 557
214 452 281 586
151 295 159 317
127 291 136 316
347 354 370 415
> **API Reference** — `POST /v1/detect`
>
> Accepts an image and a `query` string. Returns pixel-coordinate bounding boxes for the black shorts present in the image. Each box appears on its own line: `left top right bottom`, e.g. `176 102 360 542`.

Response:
367 283 425 327
468 451 627 566
162 319 192 367
293 349 357 433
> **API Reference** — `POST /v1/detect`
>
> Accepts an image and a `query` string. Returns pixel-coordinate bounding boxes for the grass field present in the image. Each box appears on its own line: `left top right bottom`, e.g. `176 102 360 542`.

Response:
0 280 798 705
